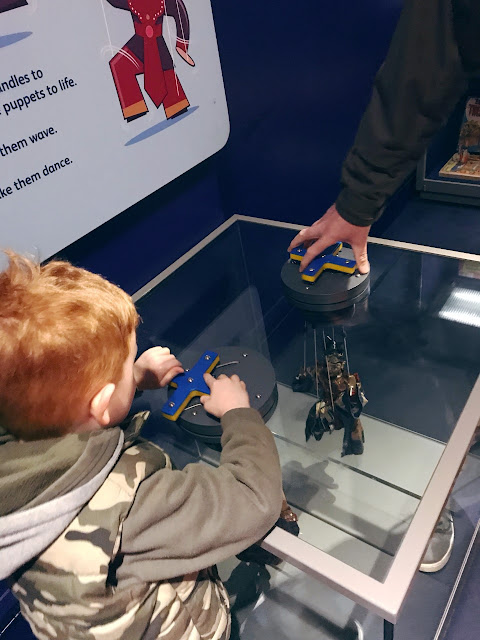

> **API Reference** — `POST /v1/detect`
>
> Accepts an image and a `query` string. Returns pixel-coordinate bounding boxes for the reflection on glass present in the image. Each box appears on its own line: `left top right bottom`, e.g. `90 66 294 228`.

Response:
439 287 480 328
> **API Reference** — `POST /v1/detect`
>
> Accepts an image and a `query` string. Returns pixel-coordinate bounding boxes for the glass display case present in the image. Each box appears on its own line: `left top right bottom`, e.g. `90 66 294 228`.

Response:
131 217 480 639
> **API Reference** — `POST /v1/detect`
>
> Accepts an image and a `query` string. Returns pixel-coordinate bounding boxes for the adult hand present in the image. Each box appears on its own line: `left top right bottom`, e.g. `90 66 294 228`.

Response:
134 347 184 390
201 373 250 418
288 204 371 274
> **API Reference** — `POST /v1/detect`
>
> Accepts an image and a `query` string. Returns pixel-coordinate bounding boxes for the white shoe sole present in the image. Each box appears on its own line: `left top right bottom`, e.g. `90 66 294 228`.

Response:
419 524 454 573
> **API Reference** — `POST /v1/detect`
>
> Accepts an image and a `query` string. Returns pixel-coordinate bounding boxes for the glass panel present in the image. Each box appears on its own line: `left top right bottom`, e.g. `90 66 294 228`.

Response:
135 221 480 581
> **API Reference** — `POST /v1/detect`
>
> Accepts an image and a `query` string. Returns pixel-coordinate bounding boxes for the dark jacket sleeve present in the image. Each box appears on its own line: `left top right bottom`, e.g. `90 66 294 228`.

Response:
116 408 283 583
336 0 469 227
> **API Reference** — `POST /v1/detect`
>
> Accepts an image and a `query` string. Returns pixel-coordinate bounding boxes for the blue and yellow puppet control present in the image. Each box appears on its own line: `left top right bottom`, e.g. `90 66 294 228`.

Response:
161 350 219 421
289 242 356 282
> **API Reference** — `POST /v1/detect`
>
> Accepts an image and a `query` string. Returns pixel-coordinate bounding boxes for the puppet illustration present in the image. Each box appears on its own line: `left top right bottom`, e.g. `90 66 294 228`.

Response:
105 0 194 122
0 0 27 13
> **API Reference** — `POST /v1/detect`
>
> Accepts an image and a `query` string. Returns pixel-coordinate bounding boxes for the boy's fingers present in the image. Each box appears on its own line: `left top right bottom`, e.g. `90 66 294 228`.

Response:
160 356 181 369
160 367 184 387
203 373 214 388
231 374 240 383
149 346 170 356
150 350 174 361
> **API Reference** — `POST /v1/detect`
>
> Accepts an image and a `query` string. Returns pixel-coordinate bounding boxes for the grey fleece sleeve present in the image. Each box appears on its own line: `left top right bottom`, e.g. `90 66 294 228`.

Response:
117 408 283 582
336 0 467 227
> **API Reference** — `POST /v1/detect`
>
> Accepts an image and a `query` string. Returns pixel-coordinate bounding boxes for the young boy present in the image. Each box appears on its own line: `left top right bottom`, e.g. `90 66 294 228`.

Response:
0 251 283 640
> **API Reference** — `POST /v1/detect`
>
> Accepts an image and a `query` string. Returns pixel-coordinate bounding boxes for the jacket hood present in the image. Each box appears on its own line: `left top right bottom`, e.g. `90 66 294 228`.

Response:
0 412 149 579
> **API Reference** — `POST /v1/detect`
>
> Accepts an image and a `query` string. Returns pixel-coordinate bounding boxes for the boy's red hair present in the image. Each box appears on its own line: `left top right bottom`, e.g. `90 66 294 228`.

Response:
0 251 139 440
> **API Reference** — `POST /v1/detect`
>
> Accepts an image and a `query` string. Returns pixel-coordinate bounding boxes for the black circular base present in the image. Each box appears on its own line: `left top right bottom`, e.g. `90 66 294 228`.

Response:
170 346 278 444
281 247 370 321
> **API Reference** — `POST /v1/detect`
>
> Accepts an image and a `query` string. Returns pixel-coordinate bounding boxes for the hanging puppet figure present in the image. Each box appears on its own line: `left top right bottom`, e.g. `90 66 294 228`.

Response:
294 336 368 457
0 0 27 13
105 0 194 122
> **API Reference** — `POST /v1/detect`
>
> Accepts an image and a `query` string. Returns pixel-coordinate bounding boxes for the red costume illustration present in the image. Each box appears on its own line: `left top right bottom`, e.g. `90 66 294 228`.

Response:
106 0 194 122
0 0 28 13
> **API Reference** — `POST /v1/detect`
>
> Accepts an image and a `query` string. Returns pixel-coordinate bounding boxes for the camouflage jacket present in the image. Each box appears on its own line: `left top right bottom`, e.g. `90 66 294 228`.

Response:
1 409 283 640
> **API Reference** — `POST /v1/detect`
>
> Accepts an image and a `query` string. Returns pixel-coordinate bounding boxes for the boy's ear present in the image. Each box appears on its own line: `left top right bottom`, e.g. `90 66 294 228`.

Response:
90 383 116 426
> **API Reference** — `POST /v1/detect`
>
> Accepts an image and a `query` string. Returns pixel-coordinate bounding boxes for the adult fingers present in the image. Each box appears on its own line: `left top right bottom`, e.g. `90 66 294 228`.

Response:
300 236 333 272
288 228 308 251
350 238 370 274
288 223 324 251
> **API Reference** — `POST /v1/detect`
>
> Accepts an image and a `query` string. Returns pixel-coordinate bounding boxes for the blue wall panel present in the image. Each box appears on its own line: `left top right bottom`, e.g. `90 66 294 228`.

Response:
212 0 403 225
50 157 225 295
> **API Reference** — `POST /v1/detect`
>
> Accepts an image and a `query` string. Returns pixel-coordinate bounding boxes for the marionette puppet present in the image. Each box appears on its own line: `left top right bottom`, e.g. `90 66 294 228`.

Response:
0 0 28 13
294 337 368 457
105 0 194 122
283 243 369 457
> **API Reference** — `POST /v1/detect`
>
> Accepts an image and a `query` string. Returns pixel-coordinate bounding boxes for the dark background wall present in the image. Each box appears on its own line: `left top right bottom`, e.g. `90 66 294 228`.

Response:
212 0 403 224
54 0 403 294
53 157 225 295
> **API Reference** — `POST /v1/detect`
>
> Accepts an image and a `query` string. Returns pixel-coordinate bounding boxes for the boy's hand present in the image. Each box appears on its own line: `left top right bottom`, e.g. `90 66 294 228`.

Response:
200 373 250 418
134 347 184 390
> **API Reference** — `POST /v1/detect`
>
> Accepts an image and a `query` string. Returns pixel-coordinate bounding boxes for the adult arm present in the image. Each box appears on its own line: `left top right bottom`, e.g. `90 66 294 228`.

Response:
336 0 468 226
289 0 471 272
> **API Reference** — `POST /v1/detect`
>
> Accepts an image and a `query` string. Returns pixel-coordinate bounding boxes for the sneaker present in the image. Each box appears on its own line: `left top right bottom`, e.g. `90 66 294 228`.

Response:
420 511 454 573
